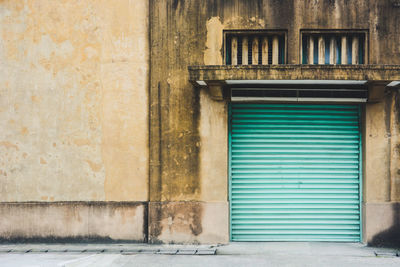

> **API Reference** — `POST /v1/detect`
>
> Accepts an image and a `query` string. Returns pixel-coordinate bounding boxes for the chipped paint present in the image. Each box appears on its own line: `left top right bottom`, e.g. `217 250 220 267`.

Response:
204 17 223 65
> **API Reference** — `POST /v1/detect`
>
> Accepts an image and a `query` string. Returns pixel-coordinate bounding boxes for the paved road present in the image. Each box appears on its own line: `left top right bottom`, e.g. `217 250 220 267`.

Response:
0 242 399 267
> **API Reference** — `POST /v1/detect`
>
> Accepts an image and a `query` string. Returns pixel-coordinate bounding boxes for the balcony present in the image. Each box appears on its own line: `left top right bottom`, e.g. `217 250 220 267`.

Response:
225 31 286 65
301 31 367 65
188 65 400 101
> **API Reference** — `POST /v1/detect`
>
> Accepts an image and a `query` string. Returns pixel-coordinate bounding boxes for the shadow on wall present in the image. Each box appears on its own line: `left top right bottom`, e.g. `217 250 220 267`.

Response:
370 203 400 248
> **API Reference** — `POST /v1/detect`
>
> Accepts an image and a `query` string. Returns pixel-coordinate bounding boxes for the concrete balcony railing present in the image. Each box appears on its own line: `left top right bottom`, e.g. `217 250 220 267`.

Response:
301 32 366 65
225 31 286 65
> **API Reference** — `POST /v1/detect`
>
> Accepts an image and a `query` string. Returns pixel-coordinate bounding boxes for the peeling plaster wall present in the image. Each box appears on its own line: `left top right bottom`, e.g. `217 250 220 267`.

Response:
364 91 400 245
199 90 228 202
364 91 400 203
365 102 390 202
0 0 149 202
1 0 400 244
149 202 228 244
150 0 400 202
149 0 400 244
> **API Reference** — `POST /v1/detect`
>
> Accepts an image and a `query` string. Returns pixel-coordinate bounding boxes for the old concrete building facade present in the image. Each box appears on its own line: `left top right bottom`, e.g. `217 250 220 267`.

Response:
0 0 399 246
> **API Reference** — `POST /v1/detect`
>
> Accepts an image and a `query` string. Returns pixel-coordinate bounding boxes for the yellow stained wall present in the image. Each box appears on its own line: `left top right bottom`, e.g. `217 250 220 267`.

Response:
149 0 400 244
0 0 149 202
365 101 390 202
1 0 400 244
200 16 227 202
150 0 400 204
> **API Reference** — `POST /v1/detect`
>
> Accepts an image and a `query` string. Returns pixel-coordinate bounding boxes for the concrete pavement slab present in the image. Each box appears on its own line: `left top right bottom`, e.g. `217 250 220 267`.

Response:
2 253 400 267
157 249 177 255
176 249 197 255
0 242 399 266
195 249 217 255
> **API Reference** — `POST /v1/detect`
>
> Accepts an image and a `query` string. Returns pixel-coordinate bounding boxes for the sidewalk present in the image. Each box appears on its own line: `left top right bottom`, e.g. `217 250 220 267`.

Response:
0 242 399 267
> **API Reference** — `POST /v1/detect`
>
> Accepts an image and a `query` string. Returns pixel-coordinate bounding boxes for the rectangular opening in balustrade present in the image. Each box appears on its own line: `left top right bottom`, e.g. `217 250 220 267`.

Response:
301 30 367 65
224 30 287 65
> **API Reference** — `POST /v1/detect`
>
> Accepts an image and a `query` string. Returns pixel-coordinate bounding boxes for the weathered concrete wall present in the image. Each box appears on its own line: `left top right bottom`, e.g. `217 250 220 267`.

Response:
0 0 149 202
365 90 400 203
389 91 400 202
1 0 399 244
364 203 400 247
364 90 400 246
0 0 149 241
199 91 228 202
149 0 400 243
149 202 228 244
0 202 147 242
149 0 230 243
365 101 390 203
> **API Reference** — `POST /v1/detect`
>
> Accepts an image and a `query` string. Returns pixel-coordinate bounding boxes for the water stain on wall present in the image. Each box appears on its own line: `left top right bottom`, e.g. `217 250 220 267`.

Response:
148 202 203 243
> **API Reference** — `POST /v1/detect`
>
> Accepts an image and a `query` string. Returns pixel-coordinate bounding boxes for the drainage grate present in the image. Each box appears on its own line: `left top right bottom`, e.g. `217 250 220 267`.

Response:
374 251 400 257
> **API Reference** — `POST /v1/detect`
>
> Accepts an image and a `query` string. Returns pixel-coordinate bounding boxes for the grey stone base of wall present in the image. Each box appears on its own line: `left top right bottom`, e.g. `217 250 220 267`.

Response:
0 202 148 243
364 202 400 247
3 201 399 246
0 201 229 244
148 201 229 244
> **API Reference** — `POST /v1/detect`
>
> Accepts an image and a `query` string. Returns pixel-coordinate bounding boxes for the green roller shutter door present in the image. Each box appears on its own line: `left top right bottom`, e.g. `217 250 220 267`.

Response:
229 103 362 242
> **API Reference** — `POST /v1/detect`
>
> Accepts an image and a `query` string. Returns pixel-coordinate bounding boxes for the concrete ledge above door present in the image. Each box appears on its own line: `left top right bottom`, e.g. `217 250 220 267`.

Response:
189 65 400 102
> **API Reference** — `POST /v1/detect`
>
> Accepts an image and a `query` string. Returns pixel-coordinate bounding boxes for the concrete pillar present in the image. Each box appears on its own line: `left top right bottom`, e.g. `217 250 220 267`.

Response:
207 82 224 101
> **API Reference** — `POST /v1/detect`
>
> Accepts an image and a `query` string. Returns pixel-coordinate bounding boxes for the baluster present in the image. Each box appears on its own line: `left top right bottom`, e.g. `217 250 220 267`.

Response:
272 35 279 64
352 36 359 64
341 36 347 64
262 37 269 65
231 36 238 65
242 37 248 65
252 37 259 65
308 36 314 64
329 37 336 64
318 36 325 64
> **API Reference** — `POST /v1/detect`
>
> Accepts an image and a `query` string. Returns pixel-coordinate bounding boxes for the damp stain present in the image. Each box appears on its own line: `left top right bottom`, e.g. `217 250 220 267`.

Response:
149 202 203 243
